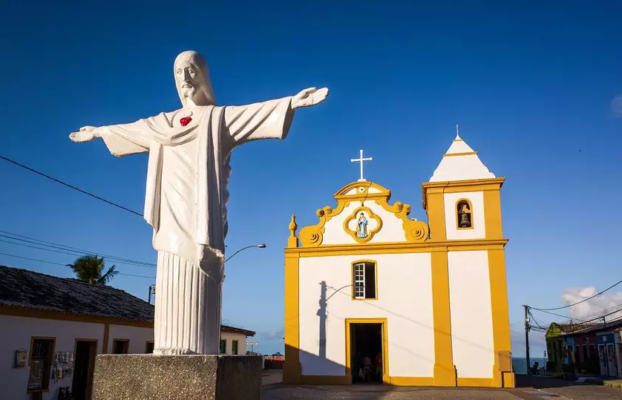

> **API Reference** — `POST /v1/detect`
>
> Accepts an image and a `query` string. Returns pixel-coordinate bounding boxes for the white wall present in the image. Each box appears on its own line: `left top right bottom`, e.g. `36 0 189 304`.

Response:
298 253 435 378
0 315 252 399
107 325 153 354
448 251 494 378
322 202 410 245
0 315 104 400
220 332 247 355
444 191 486 240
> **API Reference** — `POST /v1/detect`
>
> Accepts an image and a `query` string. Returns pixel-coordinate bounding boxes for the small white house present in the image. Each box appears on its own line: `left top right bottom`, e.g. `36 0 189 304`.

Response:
0 265 255 400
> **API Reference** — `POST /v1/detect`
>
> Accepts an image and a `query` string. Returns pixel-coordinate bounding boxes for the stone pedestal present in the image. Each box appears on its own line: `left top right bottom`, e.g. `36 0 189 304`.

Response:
92 355 262 400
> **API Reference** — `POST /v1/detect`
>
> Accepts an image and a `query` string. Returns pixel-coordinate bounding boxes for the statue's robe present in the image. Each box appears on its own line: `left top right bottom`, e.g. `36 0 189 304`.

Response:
100 97 294 354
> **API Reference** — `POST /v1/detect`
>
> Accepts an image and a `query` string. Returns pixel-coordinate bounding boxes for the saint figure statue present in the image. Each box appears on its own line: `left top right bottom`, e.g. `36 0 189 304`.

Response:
69 51 328 355
357 212 369 239
458 203 472 228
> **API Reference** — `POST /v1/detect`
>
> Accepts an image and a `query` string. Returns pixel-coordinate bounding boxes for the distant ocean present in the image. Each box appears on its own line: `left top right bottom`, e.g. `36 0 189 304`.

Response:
513 357 547 375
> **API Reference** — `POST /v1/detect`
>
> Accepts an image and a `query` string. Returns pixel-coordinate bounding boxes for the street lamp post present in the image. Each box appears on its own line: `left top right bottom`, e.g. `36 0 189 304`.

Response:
220 243 266 344
225 244 266 262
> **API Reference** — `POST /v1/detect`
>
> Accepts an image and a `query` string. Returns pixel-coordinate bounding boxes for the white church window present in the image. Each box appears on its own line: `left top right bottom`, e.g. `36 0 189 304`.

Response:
352 262 377 300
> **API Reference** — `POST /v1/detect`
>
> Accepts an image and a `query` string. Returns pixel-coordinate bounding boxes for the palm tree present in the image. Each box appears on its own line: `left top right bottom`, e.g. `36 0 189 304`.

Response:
67 255 118 285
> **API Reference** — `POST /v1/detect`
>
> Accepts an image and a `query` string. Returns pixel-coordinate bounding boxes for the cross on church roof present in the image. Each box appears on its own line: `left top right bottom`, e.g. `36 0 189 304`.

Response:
351 149 372 182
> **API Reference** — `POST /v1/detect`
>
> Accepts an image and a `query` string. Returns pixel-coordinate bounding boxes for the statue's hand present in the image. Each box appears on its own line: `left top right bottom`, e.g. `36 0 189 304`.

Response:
69 126 101 143
291 87 329 110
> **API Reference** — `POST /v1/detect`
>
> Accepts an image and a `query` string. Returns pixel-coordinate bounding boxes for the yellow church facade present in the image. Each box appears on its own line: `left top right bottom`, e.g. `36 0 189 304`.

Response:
283 133 515 388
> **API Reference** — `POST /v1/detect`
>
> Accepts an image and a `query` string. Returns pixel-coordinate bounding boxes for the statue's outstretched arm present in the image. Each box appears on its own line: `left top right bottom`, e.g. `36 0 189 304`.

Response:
70 122 150 157
69 126 101 143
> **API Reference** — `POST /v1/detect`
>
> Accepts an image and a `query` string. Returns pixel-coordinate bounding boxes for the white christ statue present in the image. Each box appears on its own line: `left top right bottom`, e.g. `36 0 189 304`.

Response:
69 50 328 355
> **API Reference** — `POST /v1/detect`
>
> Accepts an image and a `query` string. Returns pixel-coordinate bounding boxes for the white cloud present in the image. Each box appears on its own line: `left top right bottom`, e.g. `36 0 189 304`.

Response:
611 94 622 118
561 286 622 322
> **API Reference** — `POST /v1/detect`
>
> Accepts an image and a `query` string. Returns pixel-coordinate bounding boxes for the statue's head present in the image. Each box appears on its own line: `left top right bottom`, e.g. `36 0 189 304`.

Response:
174 51 216 107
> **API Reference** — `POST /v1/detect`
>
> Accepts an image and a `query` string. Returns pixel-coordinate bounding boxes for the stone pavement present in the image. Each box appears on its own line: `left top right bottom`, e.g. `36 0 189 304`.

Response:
261 372 622 399
519 374 622 400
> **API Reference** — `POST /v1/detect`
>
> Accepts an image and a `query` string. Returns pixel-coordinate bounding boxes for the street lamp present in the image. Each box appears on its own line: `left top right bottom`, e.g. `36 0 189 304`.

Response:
225 244 266 262
221 244 267 338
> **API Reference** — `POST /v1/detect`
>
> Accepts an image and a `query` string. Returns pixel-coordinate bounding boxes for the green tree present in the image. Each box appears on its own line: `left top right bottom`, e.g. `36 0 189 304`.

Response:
67 255 118 285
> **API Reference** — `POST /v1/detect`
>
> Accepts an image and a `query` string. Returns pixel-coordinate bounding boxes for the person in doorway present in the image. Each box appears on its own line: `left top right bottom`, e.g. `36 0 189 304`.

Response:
363 355 372 382
355 351 363 381
375 353 382 380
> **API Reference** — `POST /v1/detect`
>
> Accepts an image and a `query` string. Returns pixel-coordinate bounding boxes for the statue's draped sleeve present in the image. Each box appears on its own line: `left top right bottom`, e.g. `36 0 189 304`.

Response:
99 119 154 157
223 97 294 147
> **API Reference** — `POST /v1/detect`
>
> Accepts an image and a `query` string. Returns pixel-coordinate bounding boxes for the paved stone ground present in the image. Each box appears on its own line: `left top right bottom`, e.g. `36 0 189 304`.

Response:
261 372 622 400
521 375 622 400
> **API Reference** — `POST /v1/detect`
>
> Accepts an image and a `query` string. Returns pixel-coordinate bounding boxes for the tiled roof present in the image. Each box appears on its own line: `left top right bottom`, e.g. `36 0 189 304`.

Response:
0 265 153 322
0 265 256 336
221 324 255 337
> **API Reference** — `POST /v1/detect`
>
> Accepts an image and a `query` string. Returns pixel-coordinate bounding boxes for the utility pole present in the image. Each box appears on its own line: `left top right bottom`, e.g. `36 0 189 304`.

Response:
523 305 531 374
148 284 155 304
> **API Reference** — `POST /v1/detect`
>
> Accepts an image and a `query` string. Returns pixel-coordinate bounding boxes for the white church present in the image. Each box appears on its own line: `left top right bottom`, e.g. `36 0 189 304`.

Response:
283 131 514 388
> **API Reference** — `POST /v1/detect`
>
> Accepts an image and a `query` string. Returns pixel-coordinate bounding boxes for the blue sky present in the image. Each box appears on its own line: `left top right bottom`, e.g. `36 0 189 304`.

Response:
1 1 621 356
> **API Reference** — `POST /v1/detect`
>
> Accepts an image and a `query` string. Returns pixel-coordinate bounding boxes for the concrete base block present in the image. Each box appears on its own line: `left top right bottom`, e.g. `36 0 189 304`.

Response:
92 354 261 400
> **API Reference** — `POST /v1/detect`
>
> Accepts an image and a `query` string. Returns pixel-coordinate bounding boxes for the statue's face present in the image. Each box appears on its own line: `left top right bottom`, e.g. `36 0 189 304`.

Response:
173 51 215 107
175 59 203 104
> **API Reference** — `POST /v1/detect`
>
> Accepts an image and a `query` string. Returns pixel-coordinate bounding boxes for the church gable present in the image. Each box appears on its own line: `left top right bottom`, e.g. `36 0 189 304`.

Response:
296 181 428 247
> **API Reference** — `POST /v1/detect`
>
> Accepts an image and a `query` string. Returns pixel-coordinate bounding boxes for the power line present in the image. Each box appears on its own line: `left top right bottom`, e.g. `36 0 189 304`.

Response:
531 279 622 312
531 303 622 327
0 251 154 280
0 154 143 217
0 238 156 269
0 230 155 268
530 308 588 322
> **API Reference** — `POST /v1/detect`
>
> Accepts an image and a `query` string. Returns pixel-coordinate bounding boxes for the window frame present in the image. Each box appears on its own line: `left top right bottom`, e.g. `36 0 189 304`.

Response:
232 340 239 355
220 339 227 354
27 336 56 393
145 341 154 354
351 260 378 300
456 198 474 230
111 339 130 354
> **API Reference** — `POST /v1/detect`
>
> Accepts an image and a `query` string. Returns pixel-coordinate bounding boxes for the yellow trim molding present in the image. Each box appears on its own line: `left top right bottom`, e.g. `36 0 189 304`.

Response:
285 239 508 258
423 178 505 205
343 206 383 243
488 249 515 388
351 260 379 300
457 378 495 387
345 318 389 384
484 187 503 239
431 252 456 386
443 151 478 157
456 198 474 230
424 188 446 241
283 252 302 384
288 214 299 248
299 201 348 247
0 305 153 328
299 180 429 247
374 198 429 242
334 181 392 202
388 377 434 386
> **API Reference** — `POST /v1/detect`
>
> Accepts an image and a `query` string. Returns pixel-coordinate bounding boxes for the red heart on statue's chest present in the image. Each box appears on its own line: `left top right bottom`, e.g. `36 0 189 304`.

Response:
179 116 192 126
